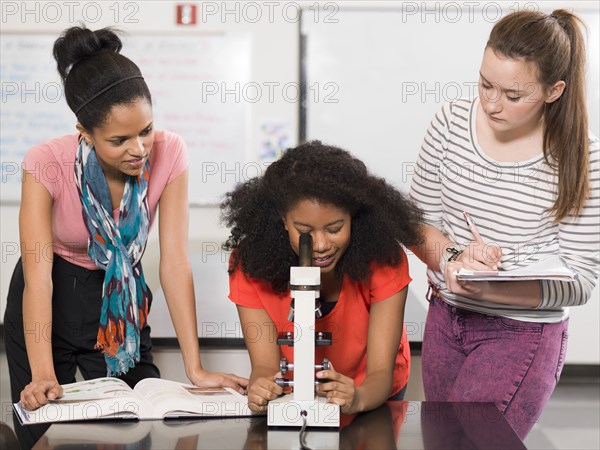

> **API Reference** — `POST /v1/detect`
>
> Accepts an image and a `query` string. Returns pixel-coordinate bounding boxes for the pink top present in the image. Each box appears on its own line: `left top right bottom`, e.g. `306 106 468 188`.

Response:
23 130 189 270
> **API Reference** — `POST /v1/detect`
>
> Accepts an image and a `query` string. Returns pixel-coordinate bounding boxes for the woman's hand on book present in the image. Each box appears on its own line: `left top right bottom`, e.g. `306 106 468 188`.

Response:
445 259 492 299
188 368 249 395
20 378 63 410
247 373 283 413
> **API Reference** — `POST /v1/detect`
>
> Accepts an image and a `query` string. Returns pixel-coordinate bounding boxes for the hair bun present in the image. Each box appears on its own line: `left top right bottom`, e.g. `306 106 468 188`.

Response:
53 26 123 82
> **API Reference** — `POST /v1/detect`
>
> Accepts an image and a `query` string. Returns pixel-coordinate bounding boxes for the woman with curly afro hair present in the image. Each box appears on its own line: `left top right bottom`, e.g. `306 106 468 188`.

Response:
222 140 423 414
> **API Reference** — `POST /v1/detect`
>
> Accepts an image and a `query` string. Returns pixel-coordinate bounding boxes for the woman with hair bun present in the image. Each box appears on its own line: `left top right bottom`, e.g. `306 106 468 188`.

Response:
410 9 599 439
4 26 247 449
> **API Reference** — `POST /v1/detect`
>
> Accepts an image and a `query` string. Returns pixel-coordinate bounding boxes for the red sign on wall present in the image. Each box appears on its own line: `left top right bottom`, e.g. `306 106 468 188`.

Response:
176 4 197 25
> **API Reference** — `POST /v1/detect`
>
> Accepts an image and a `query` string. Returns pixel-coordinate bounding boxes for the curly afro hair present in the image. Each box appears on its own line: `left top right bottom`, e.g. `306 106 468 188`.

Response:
221 140 423 293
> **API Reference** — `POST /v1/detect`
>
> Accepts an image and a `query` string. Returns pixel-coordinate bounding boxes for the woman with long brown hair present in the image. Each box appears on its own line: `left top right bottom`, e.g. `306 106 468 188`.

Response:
410 9 598 439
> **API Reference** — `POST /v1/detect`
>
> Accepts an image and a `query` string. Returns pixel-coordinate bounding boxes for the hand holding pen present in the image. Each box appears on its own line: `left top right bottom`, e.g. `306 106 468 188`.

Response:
462 212 502 271
443 213 502 297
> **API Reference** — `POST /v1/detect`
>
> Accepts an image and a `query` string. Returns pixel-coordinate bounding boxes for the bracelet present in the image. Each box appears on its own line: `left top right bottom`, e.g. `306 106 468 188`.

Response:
439 244 464 274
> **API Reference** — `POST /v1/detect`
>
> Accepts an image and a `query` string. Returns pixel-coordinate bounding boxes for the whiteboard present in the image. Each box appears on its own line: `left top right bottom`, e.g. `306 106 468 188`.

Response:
302 4 600 342
0 32 251 205
145 240 243 340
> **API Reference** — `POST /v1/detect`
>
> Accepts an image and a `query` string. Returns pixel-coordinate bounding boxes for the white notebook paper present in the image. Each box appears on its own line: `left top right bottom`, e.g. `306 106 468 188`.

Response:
456 255 577 282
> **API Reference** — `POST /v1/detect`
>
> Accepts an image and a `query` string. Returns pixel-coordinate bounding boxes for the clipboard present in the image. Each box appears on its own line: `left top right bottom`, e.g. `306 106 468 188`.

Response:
456 255 578 282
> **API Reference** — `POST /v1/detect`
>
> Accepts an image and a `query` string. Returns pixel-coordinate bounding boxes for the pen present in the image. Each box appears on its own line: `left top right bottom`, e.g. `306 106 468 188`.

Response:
463 211 485 244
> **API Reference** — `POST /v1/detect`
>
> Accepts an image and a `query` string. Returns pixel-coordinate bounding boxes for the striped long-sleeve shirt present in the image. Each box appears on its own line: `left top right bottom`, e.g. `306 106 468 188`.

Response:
409 98 600 322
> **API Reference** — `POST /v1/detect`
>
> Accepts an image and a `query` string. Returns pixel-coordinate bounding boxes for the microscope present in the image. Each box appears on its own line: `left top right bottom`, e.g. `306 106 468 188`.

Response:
267 233 340 428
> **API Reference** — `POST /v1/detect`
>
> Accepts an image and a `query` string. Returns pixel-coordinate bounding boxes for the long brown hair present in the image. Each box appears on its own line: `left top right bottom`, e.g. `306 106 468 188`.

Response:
487 9 589 222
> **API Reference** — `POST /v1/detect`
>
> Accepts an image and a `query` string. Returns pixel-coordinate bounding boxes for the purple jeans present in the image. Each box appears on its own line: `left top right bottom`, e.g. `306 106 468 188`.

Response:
422 289 569 440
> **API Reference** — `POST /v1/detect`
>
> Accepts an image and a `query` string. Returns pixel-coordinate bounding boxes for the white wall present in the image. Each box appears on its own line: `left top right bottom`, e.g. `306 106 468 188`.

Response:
1 1 598 366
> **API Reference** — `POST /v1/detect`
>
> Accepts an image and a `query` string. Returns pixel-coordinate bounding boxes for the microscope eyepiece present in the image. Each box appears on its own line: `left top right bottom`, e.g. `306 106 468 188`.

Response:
299 233 312 267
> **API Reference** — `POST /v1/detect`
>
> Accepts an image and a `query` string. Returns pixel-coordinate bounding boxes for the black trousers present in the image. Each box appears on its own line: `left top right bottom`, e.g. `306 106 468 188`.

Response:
4 255 160 450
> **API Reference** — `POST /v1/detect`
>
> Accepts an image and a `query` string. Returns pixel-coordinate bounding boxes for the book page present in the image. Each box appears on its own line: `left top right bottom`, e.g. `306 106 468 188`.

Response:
133 378 254 418
15 378 153 425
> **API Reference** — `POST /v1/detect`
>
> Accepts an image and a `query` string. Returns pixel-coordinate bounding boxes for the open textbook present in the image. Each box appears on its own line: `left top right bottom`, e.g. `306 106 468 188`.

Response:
456 255 577 282
14 377 255 425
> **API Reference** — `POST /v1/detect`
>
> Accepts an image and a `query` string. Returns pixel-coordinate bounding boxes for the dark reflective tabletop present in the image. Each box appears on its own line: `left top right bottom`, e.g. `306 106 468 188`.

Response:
32 401 527 449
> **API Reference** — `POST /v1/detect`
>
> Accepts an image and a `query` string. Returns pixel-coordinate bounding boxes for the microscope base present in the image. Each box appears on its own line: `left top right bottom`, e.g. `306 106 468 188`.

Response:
267 395 340 427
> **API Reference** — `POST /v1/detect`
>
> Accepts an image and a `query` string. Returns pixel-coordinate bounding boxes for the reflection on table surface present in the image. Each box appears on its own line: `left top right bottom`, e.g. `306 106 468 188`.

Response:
32 401 527 450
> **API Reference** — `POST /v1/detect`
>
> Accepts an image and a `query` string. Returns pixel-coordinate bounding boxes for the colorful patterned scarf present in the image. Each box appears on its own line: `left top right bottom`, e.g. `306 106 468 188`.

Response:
74 138 151 376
